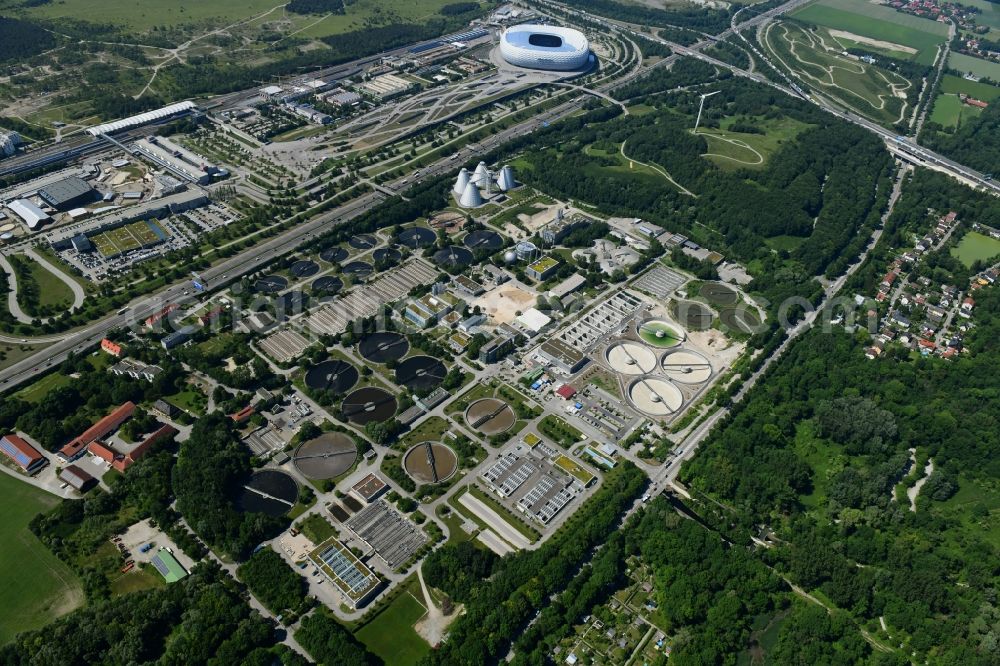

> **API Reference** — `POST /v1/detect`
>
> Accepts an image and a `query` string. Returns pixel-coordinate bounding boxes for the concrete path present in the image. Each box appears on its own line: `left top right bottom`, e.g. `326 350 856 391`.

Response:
0 249 84 325
0 253 33 324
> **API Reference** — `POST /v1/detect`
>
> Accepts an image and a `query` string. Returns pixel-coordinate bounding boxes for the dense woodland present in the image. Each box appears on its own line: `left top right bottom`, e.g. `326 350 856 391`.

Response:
0 16 54 62
923 101 1000 176
680 174 1000 662
286 0 345 15
0 564 297 665
173 414 289 559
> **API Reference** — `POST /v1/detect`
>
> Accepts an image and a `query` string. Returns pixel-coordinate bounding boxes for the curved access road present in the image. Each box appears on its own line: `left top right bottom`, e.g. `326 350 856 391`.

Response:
0 249 84 326
24 248 85 310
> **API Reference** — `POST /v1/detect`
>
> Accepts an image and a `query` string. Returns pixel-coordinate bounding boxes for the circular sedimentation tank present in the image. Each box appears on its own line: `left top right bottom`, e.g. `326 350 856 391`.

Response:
628 377 684 416
398 227 436 248
311 276 343 294
236 470 298 516
403 442 458 484
605 341 657 375
636 319 684 348
672 300 715 331
433 246 474 269
661 350 712 384
342 261 373 277
359 332 409 363
290 260 319 278
349 233 377 250
373 247 402 264
320 246 348 263
253 274 288 293
465 398 515 435
463 229 504 251
394 355 447 392
698 281 738 306
342 387 397 425
293 432 357 480
304 359 359 393
719 306 761 334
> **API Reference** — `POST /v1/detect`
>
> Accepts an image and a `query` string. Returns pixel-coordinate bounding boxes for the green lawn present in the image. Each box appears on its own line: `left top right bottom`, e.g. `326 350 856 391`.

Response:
929 94 983 130
7 0 292 32
764 235 808 252
13 371 71 403
15 254 74 310
399 416 449 450
790 0 948 64
939 74 1000 102
0 473 83 645
354 590 429 665
297 513 337 546
948 52 1000 82
951 231 1000 267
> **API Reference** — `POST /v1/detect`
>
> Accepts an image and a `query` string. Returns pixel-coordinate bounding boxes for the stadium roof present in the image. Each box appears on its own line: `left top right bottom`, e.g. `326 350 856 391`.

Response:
86 101 196 136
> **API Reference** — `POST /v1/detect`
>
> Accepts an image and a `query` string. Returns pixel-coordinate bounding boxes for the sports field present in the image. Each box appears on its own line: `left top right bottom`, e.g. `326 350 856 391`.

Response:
90 220 168 258
790 0 947 65
0 473 83 644
951 232 1000 267
355 590 430 666
929 94 984 130
948 52 1000 82
764 21 912 125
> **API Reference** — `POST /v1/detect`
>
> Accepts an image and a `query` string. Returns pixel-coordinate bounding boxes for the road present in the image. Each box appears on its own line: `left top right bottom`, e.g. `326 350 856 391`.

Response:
653 162 908 493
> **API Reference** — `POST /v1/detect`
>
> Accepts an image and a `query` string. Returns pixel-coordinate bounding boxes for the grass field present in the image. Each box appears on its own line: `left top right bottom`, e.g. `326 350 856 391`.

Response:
790 0 947 65
929 93 984 129
13 371 71 404
91 220 168 258
948 52 1000 81
698 115 811 171
939 74 1000 101
951 231 1000 267
764 235 808 252
15 254 74 310
0 473 83 645
764 21 912 125
354 589 429 666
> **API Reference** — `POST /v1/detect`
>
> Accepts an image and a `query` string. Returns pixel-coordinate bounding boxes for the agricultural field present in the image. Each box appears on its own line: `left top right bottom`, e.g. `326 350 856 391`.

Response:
0 473 83 645
948 51 1000 82
789 0 948 65
939 74 1000 102
928 93 984 130
697 115 812 171
950 231 1000 267
763 21 913 125
90 220 168 258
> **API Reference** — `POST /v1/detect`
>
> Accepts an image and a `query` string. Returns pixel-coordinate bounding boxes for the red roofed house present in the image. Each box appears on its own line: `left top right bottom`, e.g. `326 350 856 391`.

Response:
145 303 178 329
101 338 123 357
58 402 136 463
1 433 48 474
917 338 937 353
230 406 255 424
880 271 898 289
960 94 988 109
88 424 177 472
555 384 577 400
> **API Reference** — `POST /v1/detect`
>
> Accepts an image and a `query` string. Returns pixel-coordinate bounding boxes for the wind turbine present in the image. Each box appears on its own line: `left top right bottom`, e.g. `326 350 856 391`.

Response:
693 90 720 134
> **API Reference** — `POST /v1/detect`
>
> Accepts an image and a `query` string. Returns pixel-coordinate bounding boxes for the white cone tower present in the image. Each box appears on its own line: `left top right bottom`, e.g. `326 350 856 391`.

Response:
497 165 516 191
459 181 483 208
453 168 470 195
471 161 489 185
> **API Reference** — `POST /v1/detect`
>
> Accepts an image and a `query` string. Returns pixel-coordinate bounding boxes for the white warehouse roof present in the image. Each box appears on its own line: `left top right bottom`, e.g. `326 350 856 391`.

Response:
7 199 50 229
515 307 552 334
86 101 196 136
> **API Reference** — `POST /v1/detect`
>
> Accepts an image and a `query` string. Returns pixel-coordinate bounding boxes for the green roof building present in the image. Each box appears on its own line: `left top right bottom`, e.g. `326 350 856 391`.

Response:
151 548 188 583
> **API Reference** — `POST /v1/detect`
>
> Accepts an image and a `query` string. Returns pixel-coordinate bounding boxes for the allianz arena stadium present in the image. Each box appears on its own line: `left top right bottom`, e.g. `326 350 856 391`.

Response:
499 24 590 71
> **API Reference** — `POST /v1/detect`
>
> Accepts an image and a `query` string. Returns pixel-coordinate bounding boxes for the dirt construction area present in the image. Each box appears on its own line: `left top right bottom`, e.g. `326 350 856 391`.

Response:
472 285 537 324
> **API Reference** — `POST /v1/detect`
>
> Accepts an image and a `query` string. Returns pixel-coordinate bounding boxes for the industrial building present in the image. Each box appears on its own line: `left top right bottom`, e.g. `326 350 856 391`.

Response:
88 424 176 473
6 199 50 229
350 473 390 504
526 255 560 281
404 293 457 328
38 176 96 210
479 327 521 363
309 538 381 609
87 101 197 136
134 137 221 184
323 89 362 107
0 433 47 474
538 338 588 374
358 74 415 100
